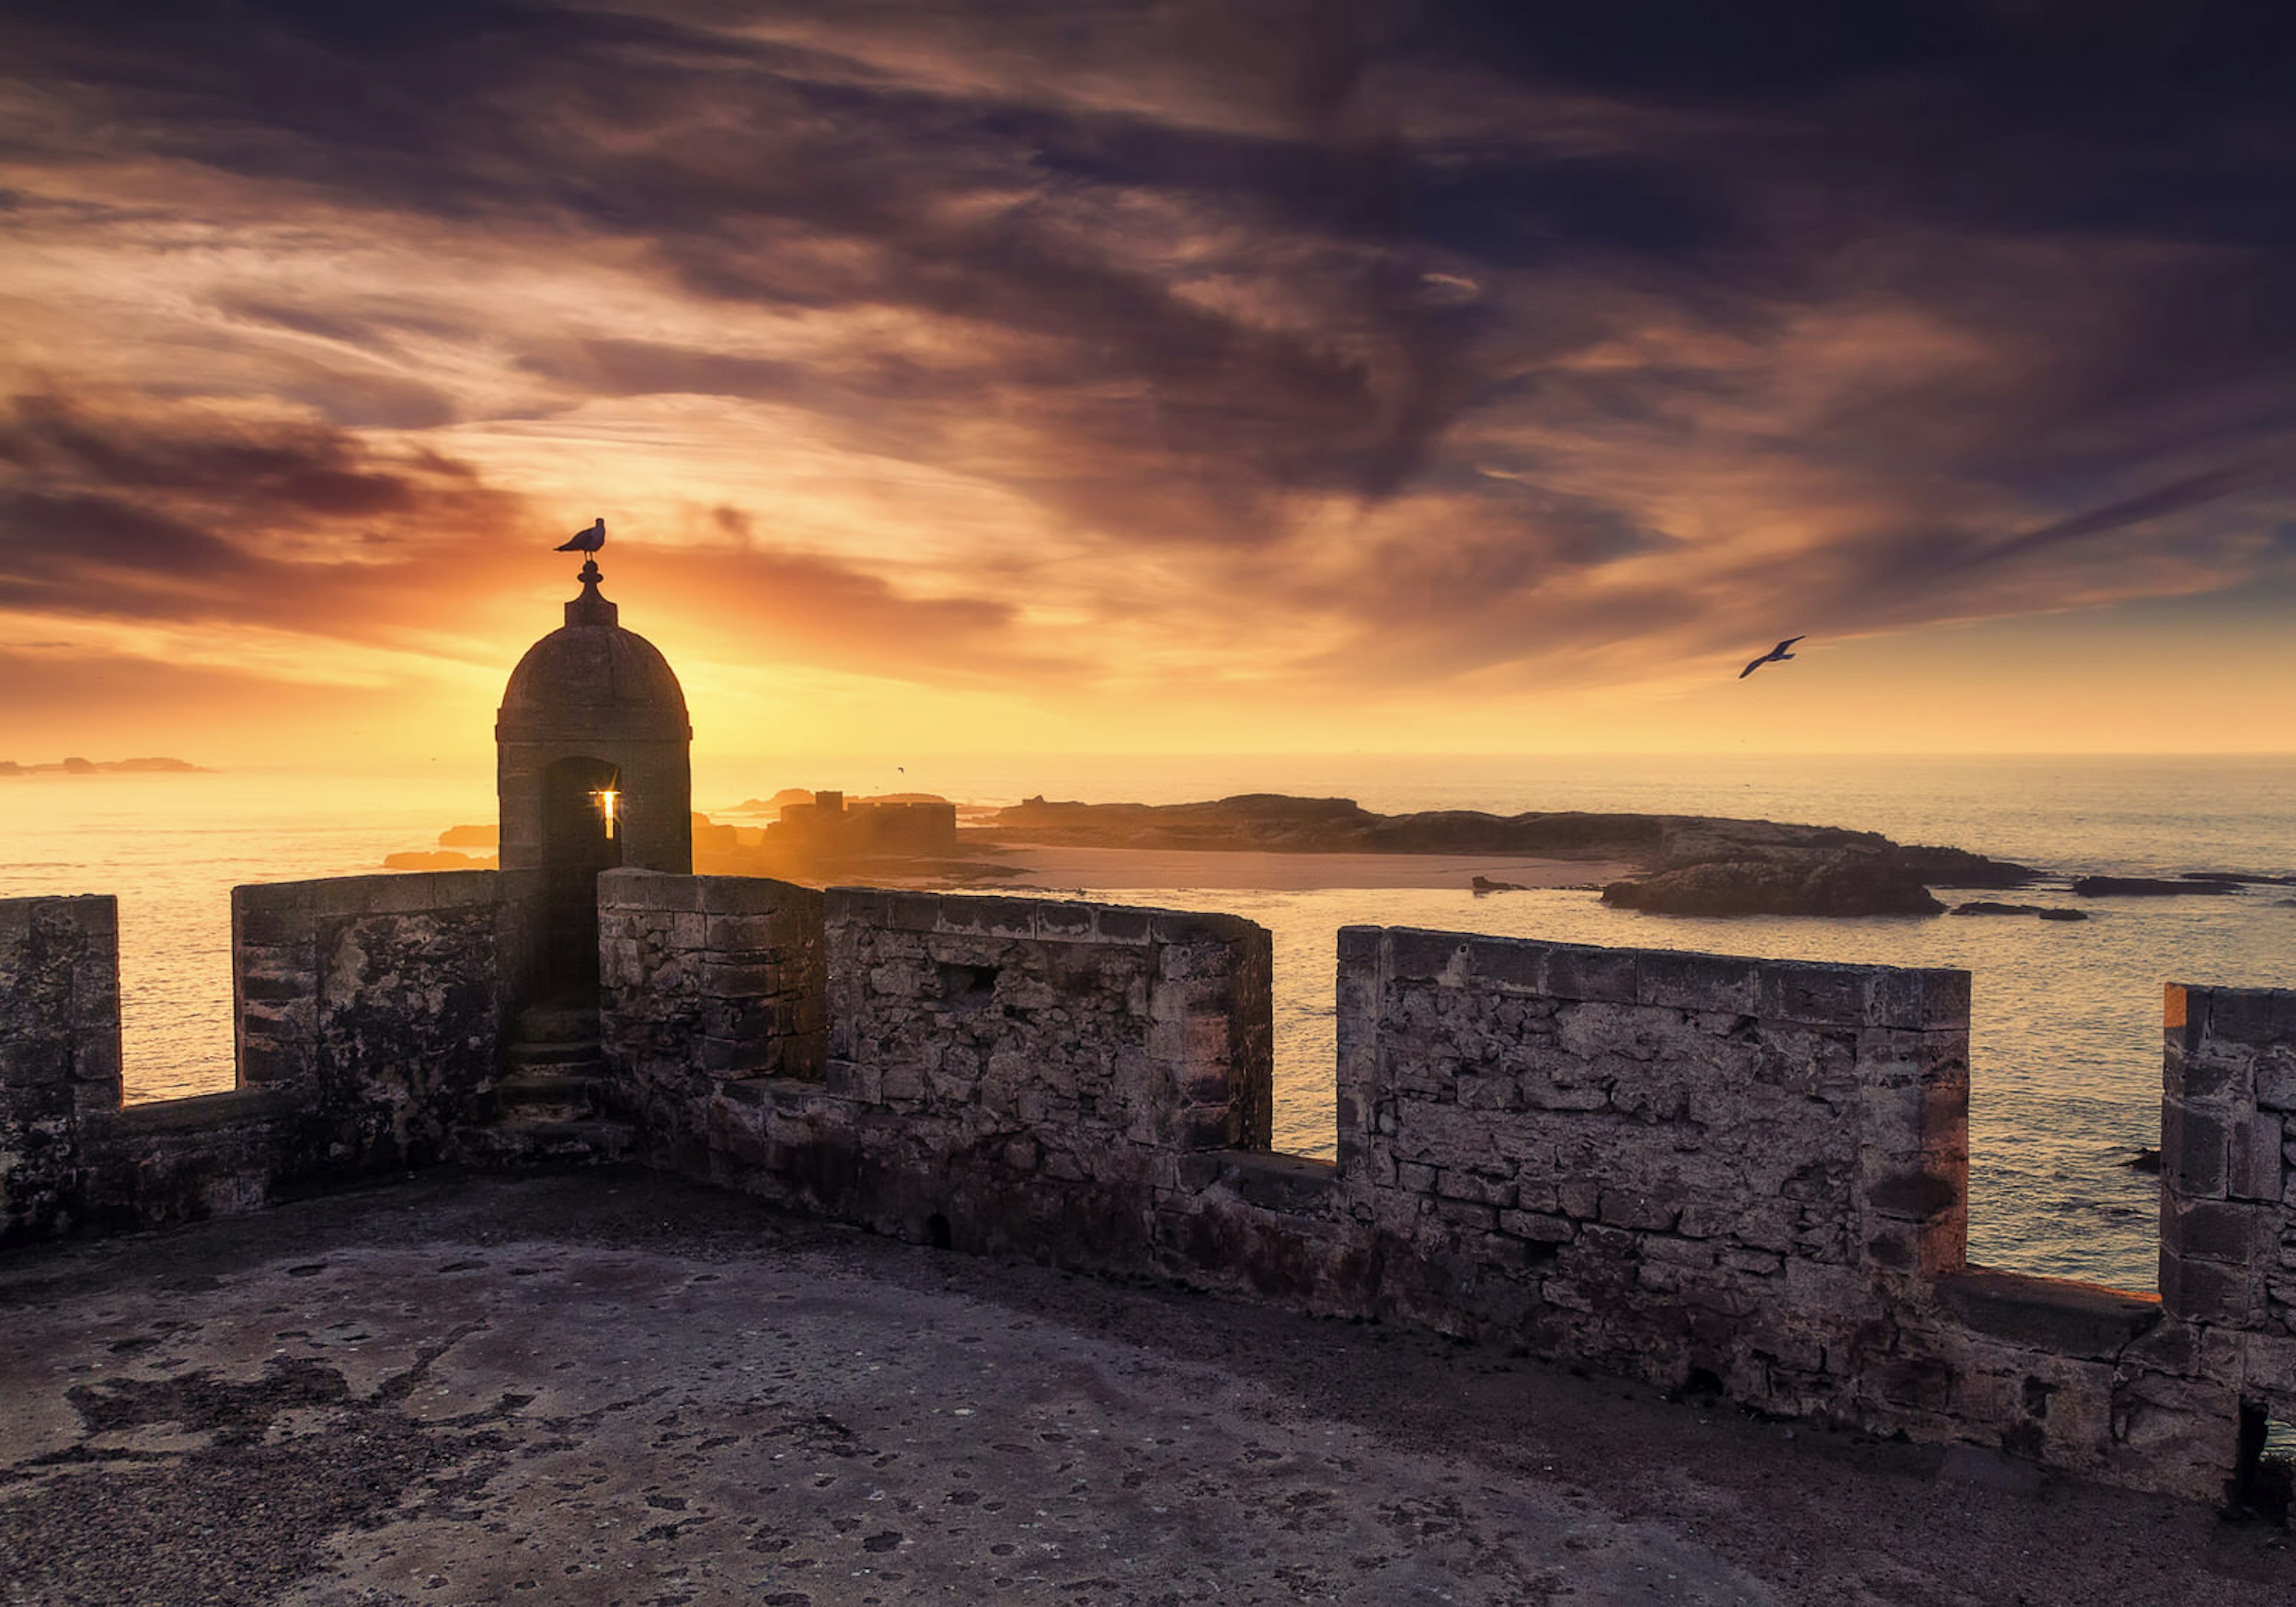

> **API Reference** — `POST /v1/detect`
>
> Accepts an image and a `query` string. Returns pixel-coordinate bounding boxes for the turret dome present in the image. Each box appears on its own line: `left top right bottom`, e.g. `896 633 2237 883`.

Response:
496 567 689 744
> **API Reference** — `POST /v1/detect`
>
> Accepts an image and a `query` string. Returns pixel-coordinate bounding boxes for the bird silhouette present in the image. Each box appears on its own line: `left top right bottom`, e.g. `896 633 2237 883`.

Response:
1738 636 1805 679
556 518 606 553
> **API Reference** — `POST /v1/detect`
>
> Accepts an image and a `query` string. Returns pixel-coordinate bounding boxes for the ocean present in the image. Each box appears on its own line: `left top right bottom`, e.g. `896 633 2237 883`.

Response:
8 751 2294 1294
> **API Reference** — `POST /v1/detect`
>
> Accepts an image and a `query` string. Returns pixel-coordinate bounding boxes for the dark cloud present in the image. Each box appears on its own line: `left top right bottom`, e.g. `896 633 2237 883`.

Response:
1979 462 2285 569
2 0 2292 699
0 392 1064 680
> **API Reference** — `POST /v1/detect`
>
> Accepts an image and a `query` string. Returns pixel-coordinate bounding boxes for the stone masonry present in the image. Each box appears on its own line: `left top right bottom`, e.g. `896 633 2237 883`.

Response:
597 868 826 1174
2161 983 2296 1437
0 896 119 1243
1 875 509 1244
688 888 1272 1266
7 876 2296 1508
233 871 504 1171
1326 928 1969 1401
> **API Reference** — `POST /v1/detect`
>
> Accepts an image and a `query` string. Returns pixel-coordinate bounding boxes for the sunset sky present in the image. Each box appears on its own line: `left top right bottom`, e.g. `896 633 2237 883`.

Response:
3 2 2292 768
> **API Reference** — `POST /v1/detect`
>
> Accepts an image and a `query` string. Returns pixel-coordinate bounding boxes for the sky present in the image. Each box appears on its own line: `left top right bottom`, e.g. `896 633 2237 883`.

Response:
2 1 2293 768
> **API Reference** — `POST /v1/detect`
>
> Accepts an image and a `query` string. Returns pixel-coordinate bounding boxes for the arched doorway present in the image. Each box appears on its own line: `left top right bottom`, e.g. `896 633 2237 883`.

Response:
536 754 624 999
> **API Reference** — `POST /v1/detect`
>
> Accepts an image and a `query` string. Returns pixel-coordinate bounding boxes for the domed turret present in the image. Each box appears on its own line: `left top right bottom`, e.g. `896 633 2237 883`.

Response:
499 589 690 747
497 556 692 1000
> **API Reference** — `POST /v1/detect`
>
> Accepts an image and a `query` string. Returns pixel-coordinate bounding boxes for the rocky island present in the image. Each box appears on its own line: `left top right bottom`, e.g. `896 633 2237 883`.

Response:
392 790 2288 919
0 756 203 775
974 794 2036 916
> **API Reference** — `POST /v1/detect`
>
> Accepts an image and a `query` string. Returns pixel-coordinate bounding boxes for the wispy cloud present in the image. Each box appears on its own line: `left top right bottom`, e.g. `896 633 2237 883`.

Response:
2 0 2292 750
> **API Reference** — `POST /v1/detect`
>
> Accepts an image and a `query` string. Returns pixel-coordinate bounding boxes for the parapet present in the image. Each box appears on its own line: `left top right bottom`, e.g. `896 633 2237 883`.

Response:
2 875 508 1244
6 878 2296 1509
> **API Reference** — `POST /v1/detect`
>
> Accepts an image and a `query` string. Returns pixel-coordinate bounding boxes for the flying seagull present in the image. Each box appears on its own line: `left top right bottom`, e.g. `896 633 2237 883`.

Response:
1738 635 1805 679
556 518 606 553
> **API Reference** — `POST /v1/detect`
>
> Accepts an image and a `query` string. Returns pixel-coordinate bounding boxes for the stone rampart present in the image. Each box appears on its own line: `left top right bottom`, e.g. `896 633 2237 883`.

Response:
1 876 507 1242
0 896 121 1243
10 875 2296 1507
638 888 1273 1265
1329 928 1969 1395
233 872 504 1170
597 870 825 1172
2160 984 2296 1457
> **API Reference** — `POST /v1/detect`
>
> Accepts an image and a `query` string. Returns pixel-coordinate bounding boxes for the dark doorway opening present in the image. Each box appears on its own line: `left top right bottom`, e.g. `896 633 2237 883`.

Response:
536 754 623 1000
2232 1401 2294 1524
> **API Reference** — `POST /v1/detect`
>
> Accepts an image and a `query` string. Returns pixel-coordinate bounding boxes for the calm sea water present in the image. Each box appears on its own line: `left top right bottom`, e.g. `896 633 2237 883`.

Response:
8 752 2294 1293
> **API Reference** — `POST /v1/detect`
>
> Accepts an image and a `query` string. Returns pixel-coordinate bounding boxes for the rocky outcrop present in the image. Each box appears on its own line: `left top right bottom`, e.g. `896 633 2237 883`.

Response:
1601 852 1946 916
1950 902 2090 921
2072 876 2245 897
981 794 2039 919
0 756 201 775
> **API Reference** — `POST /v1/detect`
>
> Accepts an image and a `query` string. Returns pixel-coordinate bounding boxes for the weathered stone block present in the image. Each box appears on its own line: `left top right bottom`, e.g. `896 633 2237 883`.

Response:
231 899 313 949
1094 908 1150 943
2259 1044 2296 1113
2237 1330 2296 1398
1541 945 1637 1004
1498 1209 1575 1243
600 868 704 912
1336 924 1384 967
1936 1267 2161 1355
1758 961 1864 1026
2160 1251 2261 1327
2230 1113 2283 1202
2167 1198 2270 1266
1858 1077 1964 1161
1863 966 1969 1031
2169 1040 2255 1105
1434 1197 1498 1232
0 1037 69 1085
1033 902 1094 938
1598 1187 1678 1232
234 1038 306 1086
1639 1233 1715 1268
310 869 497 917
1385 928 1467 984
703 912 790 952
1438 1168 1515 1208
70 1028 122 1095
1522 1080 1609 1113
2198 986 2296 1047
2165 1104 2230 1199
1634 951 1759 1015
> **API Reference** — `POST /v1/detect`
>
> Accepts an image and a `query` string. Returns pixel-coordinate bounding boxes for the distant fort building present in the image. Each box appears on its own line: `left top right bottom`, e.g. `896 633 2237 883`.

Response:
770 790 958 860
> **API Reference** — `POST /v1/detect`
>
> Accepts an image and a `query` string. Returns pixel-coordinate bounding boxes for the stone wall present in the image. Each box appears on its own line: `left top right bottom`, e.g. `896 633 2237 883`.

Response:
2161 983 2296 1434
0 875 510 1242
1326 928 1969 1400
0 896 120 1243
233 872 505 1171
634 888 1274 1264
597 870 825 1171
13 868 2296 1508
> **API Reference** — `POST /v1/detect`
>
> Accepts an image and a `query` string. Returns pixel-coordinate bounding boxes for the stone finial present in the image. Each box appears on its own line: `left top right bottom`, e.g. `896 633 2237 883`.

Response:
566 557 619 627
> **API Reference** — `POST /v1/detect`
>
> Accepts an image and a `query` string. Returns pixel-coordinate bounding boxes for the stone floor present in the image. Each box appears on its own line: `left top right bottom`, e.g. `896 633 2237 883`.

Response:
1 1169 2289 1606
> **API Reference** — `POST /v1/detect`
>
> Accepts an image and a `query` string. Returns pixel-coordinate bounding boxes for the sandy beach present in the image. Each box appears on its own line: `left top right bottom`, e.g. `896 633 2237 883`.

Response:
954 844 1631 893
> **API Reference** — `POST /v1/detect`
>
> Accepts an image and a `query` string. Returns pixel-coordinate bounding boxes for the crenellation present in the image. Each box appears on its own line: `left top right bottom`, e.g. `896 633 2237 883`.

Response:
10 873 2296 1508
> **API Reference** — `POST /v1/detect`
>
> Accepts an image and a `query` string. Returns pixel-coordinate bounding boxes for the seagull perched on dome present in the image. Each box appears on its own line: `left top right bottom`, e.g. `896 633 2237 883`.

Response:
1738 635 1805 679
556 518 606 553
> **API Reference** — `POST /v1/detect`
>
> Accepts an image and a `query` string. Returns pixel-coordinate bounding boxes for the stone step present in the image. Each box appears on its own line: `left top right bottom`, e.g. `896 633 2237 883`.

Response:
494 1070 600 1110
505 1039 604 1070
462 1115 636 1170
506 1067 602 1087
515 1006 600 1043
